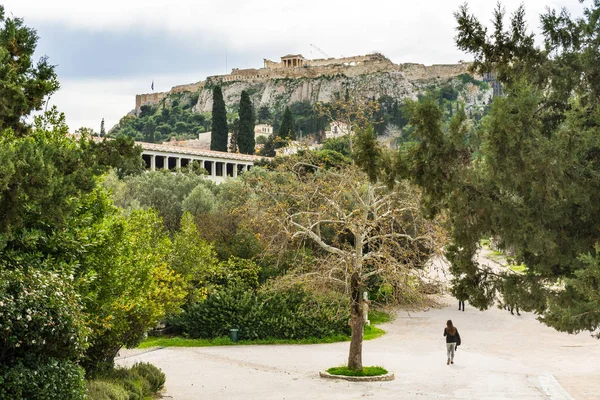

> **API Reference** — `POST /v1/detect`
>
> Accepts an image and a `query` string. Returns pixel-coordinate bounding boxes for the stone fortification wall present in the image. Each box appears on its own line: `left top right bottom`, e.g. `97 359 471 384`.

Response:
209 58 470 85
306 53 388 67
136 92 168 109
135 82 204 109
211 58 396 84
399 62 474 81
171 82 204 93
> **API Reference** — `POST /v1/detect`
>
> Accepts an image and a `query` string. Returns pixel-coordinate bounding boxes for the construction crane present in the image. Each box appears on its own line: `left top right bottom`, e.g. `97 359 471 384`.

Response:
310 44 331 59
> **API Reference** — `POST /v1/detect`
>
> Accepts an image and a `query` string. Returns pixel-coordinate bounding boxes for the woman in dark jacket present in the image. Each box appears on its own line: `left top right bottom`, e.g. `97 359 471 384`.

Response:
444 320 461 365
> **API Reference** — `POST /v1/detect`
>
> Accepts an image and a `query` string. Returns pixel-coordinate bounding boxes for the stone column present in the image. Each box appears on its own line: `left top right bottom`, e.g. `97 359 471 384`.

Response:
232 163 238 178
176 157 181 169
150 155 156 171
211 161 217 177
163 156 169 170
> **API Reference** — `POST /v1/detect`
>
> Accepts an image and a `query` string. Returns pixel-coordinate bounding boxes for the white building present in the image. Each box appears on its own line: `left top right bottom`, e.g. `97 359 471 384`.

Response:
325 121 352 139
254 124 273 138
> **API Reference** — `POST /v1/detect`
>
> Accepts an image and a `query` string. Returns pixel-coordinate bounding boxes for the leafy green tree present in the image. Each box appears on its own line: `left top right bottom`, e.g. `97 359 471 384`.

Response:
1 109 98 241
397 1 600 337
182 183 217 216
211 85 228 151
170 212 219 303
106 170 215 232
100 118 106 137
0 6 59 135
238 90 255 154
88 135 145 178
0 8 179 386
259 135 276 157
0 112 175 379
322 136 351 157
353 124 382 183
278 106 295 140
139 105 155 118
65 195 185 373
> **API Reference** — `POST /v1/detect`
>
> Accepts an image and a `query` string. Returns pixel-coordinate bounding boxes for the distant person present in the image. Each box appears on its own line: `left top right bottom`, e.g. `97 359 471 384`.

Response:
454 279 468 312
444 319 461 365
504 303 520 316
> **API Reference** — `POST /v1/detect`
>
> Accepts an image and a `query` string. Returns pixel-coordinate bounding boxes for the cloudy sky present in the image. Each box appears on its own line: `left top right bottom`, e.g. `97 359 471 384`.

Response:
5 0 583 131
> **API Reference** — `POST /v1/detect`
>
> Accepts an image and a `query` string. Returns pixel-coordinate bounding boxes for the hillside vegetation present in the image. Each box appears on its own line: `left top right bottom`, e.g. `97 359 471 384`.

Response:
110 74 492 144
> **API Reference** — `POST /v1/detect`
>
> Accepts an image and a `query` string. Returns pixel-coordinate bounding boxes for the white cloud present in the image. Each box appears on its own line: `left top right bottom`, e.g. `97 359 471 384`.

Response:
9 0 586 132
6 0 583 64
49 73 201 132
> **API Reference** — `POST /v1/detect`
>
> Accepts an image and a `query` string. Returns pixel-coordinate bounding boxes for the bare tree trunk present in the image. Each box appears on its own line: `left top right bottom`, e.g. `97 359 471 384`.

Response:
347 271 364 371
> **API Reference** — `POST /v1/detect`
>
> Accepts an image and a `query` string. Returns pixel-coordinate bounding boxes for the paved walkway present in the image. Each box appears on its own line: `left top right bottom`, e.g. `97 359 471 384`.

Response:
117 296 600 400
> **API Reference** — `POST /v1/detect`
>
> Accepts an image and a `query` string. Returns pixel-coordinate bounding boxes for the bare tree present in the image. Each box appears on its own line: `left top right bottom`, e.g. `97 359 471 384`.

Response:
315 89 379 153
246 158 445 370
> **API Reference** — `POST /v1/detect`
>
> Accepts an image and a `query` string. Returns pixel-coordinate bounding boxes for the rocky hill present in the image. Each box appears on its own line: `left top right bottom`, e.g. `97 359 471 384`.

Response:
112 53 494 143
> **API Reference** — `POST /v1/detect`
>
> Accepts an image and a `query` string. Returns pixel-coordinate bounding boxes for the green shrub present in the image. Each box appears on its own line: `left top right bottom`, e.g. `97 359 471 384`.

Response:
118 378 146 400
86 380 129 400
0 268 89 363
168 284 350 340
0 269 88 399
0 357 86 400
130 362 166 392
95 363 165 399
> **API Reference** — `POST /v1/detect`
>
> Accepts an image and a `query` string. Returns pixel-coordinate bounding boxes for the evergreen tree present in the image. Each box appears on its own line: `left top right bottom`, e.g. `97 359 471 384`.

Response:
353 125 382 183
238 91 255 154
144 118 157 143
0 6 59 135
211 86 228 152
257 105 272 124
229 118 239 153
278 106 295 141
100 118 106 137
396 1 600 337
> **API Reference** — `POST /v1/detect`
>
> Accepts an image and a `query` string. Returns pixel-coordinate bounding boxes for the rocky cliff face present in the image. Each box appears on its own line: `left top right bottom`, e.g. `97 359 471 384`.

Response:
135 61 490 114
194 72 420 113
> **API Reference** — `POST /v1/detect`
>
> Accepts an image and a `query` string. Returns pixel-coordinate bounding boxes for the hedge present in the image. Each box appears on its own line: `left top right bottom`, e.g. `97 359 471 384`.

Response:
168 285 350 340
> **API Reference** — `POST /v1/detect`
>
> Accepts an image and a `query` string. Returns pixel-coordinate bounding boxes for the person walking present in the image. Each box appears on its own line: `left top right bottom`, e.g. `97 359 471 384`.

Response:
444 320 461 365
458 300 465 311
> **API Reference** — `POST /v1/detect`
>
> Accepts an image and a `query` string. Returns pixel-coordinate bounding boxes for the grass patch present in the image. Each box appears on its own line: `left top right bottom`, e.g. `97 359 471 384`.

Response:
326 366 388 377
139 310 391 348
509 264 527 273
138 335 350 348
364 325 386 340
369 310 392 325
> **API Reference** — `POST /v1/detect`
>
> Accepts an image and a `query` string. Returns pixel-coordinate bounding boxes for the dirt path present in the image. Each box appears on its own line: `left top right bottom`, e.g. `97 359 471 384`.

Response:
117 295 600 400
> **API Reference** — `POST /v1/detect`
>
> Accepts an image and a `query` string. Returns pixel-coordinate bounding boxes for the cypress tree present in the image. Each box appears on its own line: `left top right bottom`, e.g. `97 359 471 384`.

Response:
238 91 255 154
211 85 228 151
278 106 295 141
229 119 239 153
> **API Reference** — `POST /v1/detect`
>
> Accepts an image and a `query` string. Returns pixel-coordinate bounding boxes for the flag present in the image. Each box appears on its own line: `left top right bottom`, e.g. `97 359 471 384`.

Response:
151 80 154 91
